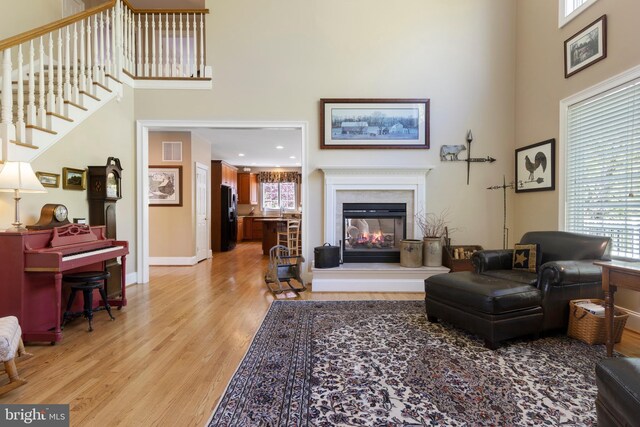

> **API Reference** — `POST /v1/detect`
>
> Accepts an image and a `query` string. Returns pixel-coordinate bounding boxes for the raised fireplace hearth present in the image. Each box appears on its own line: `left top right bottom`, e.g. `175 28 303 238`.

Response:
343 203 406 263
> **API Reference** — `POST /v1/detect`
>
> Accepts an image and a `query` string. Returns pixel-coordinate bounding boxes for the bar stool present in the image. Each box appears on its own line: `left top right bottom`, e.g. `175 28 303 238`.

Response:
277 219 301 256
62 271 114 332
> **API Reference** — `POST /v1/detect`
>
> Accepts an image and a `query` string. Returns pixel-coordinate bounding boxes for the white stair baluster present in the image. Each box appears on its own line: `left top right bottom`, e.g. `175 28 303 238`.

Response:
79 20 86 94
47 33 55 112
27 41 36 126
172 14 176 77
16 45 25 141
137 13 142 76
64 26 71 102
56 30 64 114
111 6 117 76
1 47 15 158
178 14 183 76
199 13 204 77
37 38 45 127
145 14 150 77
86 17 93 94
99 12 105 83
72 23 79 103
93 15 100 88
185 14 191 78
130 9 135 72
151 15 158 77
192 13 198 77
164 13 171 77
105 10 111 77
154 14 164 77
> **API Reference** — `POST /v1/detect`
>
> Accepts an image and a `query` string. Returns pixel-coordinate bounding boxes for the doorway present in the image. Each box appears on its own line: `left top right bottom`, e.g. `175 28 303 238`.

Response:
136 120 308 284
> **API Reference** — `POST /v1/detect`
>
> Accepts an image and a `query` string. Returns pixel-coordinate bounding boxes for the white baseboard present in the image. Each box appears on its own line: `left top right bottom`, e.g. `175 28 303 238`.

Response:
620 306 640 333
126 272 138 286
149 256 198 266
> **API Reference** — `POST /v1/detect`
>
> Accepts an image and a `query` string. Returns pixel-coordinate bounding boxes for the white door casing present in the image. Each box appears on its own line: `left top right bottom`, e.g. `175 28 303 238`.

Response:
195 162 209 262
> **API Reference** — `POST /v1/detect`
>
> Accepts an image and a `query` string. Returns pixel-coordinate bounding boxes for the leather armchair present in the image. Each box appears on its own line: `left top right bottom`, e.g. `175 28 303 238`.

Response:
471 231 612 331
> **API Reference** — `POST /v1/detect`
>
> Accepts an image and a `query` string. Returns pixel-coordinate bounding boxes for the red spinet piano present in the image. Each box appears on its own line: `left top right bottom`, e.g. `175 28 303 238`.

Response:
0 224 128 343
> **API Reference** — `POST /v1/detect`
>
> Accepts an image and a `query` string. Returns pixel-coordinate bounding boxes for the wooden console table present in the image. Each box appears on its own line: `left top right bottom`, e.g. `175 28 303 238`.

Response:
594 260 640 356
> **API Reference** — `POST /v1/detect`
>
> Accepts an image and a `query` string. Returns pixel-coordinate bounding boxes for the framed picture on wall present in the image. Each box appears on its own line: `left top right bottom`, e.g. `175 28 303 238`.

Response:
515 139 556 193
148 165 183 206
36 171 60 188
320 98 430 149
564 15 607 78
62 167 86 190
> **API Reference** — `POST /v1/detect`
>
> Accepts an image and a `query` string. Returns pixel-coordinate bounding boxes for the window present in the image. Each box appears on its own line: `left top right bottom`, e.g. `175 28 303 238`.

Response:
559 0 599 28
262 182 296 210
564 78 640 259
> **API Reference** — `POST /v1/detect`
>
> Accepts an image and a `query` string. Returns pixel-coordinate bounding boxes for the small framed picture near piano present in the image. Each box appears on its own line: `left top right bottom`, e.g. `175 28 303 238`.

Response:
62 167 87 190
149 166 183 206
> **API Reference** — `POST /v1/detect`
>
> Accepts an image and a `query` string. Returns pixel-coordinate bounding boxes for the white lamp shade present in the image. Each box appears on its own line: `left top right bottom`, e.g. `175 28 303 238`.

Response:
0 162 47 193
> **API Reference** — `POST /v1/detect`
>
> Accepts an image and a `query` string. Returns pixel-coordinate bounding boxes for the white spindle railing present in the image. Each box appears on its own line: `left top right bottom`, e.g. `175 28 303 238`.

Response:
0 2 208 157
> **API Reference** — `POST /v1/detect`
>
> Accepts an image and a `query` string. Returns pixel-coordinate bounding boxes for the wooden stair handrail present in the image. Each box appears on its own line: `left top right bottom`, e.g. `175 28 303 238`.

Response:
0 0 209 52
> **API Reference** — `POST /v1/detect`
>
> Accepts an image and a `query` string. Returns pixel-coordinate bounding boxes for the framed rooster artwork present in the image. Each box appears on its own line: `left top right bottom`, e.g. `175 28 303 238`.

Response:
515 139 555 193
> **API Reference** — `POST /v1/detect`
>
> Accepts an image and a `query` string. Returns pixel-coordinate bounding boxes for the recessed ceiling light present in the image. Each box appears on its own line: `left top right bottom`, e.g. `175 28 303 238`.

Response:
238 153 245 157
295 162 301 166
289 156 296 159
275 165 281 167
276 146 284 150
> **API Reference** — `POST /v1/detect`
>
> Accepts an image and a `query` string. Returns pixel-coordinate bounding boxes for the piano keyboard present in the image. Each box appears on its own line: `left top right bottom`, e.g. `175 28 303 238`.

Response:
62 246 126 261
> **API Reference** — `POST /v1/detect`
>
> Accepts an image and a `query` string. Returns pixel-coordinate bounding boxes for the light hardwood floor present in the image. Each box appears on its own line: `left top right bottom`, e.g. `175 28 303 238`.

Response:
1 241 639 426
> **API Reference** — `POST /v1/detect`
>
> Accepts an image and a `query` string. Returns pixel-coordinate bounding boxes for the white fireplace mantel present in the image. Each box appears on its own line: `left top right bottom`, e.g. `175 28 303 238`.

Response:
319 166 435 244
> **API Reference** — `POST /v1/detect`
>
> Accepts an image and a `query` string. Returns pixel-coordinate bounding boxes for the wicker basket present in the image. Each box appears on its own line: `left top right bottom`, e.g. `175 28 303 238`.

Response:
567 299 629 345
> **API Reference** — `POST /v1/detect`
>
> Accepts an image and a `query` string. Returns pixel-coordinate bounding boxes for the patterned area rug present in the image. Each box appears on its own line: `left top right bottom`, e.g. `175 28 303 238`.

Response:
208 300 606 426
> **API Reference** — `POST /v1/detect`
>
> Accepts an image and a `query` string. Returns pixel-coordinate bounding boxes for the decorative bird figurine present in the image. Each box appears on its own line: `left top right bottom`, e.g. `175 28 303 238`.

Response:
524 152 547 180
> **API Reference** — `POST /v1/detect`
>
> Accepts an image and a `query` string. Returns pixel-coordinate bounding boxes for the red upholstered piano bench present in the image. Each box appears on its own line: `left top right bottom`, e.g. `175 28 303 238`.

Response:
62 271 114 332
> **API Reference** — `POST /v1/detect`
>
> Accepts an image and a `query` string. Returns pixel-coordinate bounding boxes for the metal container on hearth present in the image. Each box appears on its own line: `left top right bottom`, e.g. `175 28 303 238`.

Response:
314 243 341 268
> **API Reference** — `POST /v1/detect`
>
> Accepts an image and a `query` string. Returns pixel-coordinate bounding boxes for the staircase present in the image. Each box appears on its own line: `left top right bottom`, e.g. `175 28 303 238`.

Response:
0 0 210 163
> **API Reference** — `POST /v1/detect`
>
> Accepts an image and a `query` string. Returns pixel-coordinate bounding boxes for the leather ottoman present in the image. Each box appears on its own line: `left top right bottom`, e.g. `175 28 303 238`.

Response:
425 271 544 349
596 357 640 427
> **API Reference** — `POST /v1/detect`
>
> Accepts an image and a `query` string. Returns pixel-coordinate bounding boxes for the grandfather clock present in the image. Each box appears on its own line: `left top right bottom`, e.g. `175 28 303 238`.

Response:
88 157 123 298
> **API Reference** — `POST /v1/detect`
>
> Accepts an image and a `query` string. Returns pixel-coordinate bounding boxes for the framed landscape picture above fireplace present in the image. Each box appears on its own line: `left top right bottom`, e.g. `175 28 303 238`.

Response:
320 98 430 149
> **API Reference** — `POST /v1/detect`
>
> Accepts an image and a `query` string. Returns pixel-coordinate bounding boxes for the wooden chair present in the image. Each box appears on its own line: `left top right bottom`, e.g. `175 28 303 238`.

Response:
0 316 31 396
277 219 301 256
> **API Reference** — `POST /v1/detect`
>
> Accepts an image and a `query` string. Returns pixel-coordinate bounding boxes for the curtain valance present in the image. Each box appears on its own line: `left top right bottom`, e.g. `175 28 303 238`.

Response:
257 171 301 184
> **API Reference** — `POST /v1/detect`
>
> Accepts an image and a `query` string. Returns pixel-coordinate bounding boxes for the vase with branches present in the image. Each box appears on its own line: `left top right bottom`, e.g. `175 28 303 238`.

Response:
415 210 451 266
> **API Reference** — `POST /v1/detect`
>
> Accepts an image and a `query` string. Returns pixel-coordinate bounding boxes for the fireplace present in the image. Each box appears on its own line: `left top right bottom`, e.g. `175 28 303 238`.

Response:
343 203 407 263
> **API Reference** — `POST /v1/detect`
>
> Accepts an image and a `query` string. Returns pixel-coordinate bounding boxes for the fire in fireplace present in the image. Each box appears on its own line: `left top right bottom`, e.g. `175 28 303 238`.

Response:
343 203 406 263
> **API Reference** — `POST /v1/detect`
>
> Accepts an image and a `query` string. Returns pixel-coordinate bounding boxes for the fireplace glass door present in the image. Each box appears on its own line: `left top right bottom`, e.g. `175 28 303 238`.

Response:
343 203 406 263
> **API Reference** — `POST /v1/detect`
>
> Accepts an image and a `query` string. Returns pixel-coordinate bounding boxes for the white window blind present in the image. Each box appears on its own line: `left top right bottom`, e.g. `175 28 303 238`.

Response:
559 0 598 27
564 0 588 16
566 78 640 259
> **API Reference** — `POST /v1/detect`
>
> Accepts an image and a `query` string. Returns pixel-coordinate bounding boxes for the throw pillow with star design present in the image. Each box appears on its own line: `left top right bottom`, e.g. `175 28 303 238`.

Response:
512 243 541 272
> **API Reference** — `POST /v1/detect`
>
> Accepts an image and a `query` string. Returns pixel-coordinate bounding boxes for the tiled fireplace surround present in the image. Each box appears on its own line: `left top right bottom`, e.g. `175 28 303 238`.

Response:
312 167 449 292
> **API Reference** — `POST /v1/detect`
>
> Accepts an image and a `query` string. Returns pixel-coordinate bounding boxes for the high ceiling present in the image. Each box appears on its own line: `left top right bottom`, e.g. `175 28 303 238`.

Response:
192 128 303 168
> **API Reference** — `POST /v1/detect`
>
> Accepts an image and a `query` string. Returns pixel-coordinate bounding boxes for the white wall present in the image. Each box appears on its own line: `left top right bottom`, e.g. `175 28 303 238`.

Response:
133 0 518 264
0 85 137 274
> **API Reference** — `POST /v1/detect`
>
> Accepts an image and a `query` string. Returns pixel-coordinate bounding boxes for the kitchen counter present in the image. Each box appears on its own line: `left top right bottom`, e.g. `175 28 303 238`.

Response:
256 218 288 254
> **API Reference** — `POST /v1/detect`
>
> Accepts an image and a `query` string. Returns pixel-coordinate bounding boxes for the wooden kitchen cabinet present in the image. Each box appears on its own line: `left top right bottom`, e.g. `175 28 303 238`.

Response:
251 219 263 239
238 173 258 205
213 160 237 192
237 217 244 241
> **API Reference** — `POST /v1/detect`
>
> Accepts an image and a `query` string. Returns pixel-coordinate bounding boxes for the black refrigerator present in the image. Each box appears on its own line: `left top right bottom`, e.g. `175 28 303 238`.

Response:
220 185 237 251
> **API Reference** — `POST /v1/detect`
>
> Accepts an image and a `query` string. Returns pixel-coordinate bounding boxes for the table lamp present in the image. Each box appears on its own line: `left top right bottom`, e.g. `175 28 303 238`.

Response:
0 161 47 231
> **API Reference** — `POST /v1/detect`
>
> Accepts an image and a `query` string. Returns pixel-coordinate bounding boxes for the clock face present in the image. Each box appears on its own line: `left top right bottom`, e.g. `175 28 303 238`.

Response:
54 205 68 222
106 172 120 198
